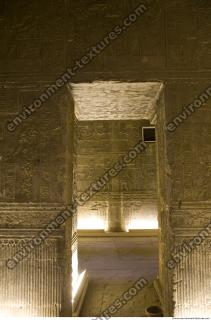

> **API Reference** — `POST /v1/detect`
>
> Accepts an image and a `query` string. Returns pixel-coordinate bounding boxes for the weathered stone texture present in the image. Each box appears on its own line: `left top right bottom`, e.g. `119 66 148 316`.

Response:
156 79 211 316
0 86 69 203
166 81 211 204
72 82 162 121
0 0 211 80
173 238 211 317
75 120 157 230
0 85 75 316
156 90 177 316
1 0 211 317
0 234 63 316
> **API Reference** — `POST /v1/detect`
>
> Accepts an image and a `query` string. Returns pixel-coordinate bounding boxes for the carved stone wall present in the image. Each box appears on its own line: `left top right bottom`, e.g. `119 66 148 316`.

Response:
157 80 211 315
0 0 66 75
173 238 211 316
164 81 211 316
75 120 157 230
0 231 63 316
0 1 211 82
156 90 174 315
1 0 211 316
0 84 75 316
0 85 69 203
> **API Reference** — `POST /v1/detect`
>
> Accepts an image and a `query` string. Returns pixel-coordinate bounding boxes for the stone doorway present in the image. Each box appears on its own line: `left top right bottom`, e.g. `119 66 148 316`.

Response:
70 81 164 316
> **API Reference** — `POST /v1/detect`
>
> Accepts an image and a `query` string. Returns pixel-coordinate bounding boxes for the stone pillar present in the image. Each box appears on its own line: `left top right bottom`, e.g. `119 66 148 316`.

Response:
106 194 126 232
106 122 126 232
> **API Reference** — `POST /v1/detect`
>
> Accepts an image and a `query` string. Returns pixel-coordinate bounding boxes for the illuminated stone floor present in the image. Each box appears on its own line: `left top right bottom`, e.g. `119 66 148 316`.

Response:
78 236 160 316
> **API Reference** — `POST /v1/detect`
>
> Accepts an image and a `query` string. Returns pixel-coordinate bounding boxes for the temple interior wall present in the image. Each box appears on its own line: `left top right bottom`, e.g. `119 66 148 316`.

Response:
1 0 211 316
75 120 157 231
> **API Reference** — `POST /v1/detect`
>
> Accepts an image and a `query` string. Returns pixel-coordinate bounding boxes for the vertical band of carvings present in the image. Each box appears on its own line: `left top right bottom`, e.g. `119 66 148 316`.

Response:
0 238 63 316
174 242 211 317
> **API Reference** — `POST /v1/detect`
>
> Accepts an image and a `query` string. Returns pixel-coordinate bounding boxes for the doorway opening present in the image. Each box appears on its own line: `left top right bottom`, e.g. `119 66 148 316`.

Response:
70 80 164 316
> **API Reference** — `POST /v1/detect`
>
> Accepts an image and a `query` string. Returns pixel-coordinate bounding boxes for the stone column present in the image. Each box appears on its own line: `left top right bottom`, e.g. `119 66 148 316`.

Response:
106 193 126 232
106 122 126 232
